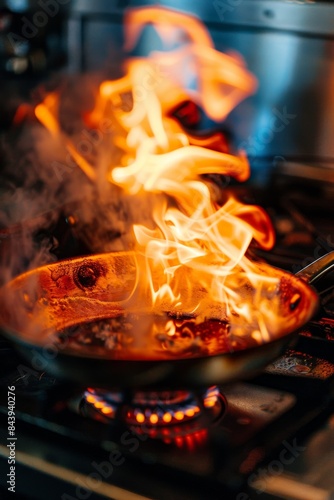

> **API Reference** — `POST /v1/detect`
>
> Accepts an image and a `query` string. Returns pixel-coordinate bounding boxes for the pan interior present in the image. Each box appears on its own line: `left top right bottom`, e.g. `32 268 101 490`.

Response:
0 252 320 362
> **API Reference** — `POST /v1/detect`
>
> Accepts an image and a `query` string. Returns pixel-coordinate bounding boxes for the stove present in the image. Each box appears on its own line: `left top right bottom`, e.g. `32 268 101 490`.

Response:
1 3 334 499
0 186 333 500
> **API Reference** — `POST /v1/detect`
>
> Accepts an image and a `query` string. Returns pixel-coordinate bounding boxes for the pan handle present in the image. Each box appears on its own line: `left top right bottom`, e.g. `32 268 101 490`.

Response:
296 251 334 285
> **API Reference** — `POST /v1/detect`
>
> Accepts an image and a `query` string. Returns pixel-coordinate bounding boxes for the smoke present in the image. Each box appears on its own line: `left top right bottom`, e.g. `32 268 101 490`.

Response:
0 123 61 283
0 75 163 286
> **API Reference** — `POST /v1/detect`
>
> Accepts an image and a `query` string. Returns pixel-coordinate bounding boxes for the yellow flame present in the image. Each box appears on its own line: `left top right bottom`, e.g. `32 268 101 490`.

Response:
33 7 283 347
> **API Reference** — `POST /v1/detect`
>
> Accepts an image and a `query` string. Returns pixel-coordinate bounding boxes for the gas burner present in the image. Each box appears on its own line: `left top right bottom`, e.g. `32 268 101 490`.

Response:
80 386 226 440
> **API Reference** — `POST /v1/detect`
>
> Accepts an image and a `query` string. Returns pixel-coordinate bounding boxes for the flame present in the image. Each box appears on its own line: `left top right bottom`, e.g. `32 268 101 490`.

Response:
35 92 97 182
31 7 311 349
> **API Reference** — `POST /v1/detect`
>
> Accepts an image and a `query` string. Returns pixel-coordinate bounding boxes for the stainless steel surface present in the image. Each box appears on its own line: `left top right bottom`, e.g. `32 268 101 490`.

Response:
2 0 71 12
71 0 334 35
249 411 334 500
296 251 334 284
67 0 334 182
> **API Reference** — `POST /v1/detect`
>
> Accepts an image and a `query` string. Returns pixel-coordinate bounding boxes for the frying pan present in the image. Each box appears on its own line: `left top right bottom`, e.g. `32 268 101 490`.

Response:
0 251 333 389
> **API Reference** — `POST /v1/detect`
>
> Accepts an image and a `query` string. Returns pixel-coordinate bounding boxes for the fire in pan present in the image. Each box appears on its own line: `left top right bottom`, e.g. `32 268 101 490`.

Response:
0 251 332 389
1 7 333 390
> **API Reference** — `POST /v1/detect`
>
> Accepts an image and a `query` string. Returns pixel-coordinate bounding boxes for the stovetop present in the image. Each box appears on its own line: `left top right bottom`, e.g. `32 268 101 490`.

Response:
0 184 334 500
0 318 334 500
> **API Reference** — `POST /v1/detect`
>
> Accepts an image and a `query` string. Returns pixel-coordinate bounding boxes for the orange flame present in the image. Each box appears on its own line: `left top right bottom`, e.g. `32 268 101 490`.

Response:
33 7 287 346
35 92 97 182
